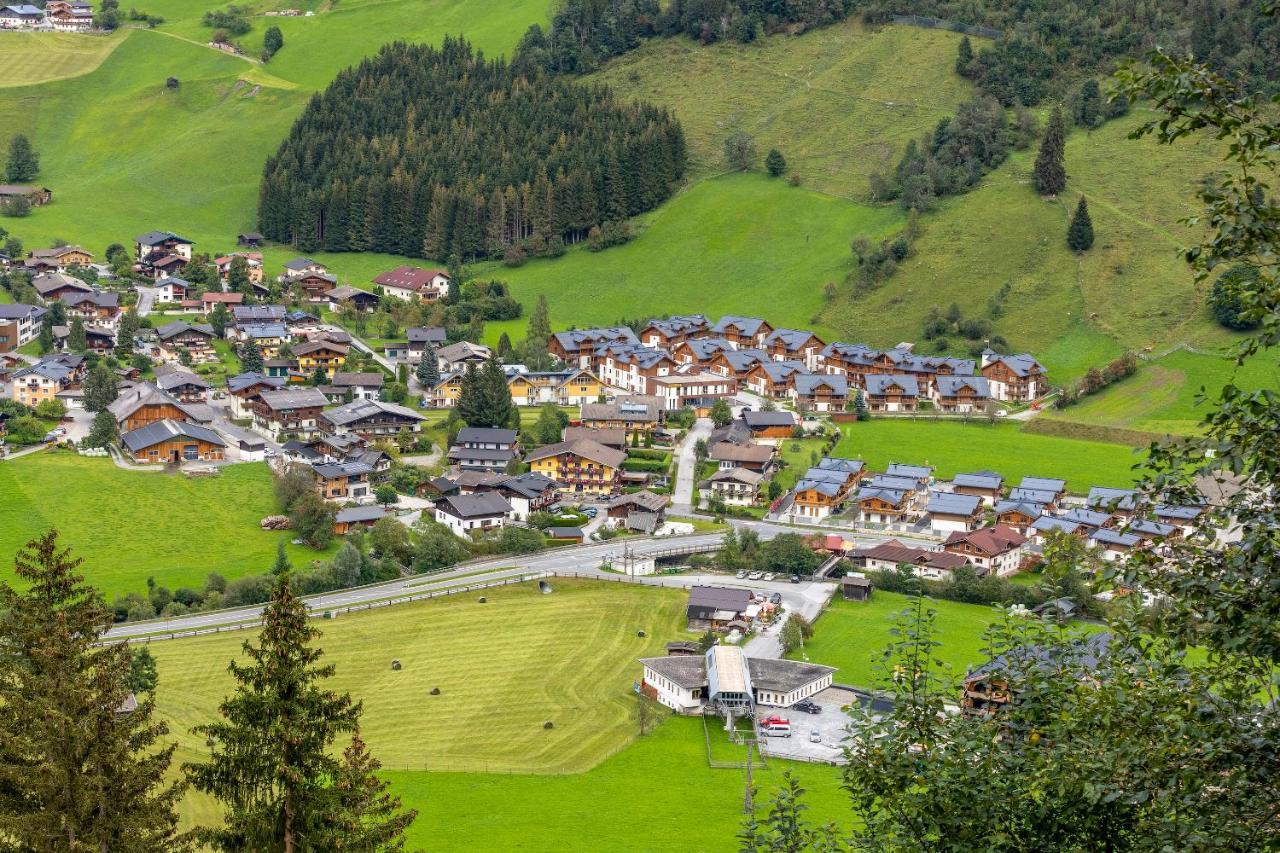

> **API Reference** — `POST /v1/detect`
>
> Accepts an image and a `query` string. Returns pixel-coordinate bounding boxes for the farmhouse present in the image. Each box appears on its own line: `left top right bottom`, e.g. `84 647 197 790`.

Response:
319 399 424 439
373 266 450 301
433 491 512 536
25 245 92 273
526 438 626 495
120 420 226 464
333 505 387 536
0 4 43 27
640 647 835 714
108 382 207 431
44 1 93 31
943 525 1027 577
313 461 374 501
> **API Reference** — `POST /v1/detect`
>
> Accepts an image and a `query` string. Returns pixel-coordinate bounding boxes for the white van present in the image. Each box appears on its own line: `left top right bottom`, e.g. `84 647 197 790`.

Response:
761 722 791 738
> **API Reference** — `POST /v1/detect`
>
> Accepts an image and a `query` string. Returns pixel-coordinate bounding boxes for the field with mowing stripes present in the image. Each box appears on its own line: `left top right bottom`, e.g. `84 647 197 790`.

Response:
0 31 126 87
0 452 330 595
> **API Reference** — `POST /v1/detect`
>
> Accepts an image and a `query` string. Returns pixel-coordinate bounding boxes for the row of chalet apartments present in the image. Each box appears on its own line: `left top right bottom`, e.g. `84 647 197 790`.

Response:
788 459 1207 572
0 1 93 31
533 314 1046 412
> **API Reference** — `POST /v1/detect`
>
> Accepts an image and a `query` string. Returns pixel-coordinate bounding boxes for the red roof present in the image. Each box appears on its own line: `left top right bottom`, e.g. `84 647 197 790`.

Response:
944 524 1027 557
373 266 448 291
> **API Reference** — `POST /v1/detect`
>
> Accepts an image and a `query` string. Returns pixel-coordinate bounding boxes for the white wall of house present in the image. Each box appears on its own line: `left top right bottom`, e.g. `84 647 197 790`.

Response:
756 674 832 708
642 666 703 713
929 515 976 536
434 508 507 537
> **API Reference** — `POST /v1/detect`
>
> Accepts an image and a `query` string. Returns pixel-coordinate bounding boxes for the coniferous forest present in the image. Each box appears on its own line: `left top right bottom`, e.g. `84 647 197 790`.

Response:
257 38 687 259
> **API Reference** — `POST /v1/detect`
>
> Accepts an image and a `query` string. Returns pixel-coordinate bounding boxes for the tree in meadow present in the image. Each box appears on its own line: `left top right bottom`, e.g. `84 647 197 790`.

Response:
1032 106 1066 195
1066 195 1094 251
723 130 756 171
5 134 39 182
764 148 786 177
0 531 189 849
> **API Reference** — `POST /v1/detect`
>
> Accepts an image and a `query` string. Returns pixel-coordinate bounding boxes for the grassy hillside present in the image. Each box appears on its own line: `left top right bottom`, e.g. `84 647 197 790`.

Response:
588 19 976 198
0 452 331 596
0 31 127 87
479 172 902 342
833 420 1142 492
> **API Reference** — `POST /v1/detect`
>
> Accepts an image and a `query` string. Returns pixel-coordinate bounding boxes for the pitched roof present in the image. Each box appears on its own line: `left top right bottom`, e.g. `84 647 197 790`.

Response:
156 370 209 391
1087 487 1141 512
747 657 837 693
792 372 848 396
1021 476 1067 493
373 266 448 290
707 467 764 486
708 442 773 464
525 438 626 469
945 525 1026 556
935 375 990 396
283 257 322 271
995 499 1046 517
120 419 225 452
155 320 214 341
711 315 768 336
497 472 561 499
435 491 512 518
954 472 1003 490
258 387 329 411
33 272 93 296
457 427 517 444
1008 487 1058 505
135 230 192 246
323 399 424 426
865 374 919 396
688 585 752 612
985 352 1045 377
926 492 982 517
886 463 932 481
856 540 969 568
763 327 821 351
292 339 349 356
551 326 640 352
331 371 384 388
608 490 670 512
1090 528 1141 548
741 410 795 429
406 326 447 345
436 341 491 362
335 505 388 524
639 655 707 690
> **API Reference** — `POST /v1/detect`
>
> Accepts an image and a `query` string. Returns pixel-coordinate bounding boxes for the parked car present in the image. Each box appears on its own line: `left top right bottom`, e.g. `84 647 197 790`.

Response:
735 570 747 579
809 729 822 743
790 574 801 583
769 592 782 605
583 507 598 518
763 572 776 581
747 571 764 580
794 699 822 714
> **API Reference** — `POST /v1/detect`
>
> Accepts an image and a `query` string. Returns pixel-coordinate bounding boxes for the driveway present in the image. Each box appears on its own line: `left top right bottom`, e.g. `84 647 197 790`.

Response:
134 286 159 317
672 416 712 511
756 685 860 763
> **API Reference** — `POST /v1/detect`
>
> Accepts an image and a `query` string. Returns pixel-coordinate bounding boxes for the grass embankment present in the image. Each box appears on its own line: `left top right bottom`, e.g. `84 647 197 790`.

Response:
0 453 330 595
833 420 1142 492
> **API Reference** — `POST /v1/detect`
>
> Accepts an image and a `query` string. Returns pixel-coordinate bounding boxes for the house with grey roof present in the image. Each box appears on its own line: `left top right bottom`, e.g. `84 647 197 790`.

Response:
952 472 1004 506
639 646 835 714
864 374 919 412
432 491 513 536
933 374 991 412
120 419 226 464
710 315 772 349
925 491 983 535
980 350 1047 402
319 398 424 439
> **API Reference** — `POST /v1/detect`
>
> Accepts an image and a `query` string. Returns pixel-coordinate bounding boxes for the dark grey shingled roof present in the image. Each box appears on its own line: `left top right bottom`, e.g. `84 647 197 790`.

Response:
335 506 388 524
639 655 707 690
435 491 512 519
747 658 836 693
120 419 225 452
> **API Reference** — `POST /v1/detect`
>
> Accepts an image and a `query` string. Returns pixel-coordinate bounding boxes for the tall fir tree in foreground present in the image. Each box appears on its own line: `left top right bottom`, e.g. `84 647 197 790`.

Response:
187 572 415 851
414 342 439 390
0 530 189 849
1067 195 1094 251
241 340 264 374
1032 106 1067 196
5 133 39 182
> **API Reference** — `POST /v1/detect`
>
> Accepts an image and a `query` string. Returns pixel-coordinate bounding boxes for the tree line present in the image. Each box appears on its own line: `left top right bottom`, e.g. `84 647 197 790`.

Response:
257 37 686 261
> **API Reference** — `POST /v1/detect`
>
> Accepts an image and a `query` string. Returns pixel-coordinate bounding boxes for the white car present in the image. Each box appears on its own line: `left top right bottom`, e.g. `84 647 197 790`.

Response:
747 571 764 580
763 572 776 581
809 729 822 743
735 570 747 579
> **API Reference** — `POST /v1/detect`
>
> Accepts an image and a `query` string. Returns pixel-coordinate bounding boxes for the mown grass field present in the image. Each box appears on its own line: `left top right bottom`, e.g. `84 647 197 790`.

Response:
793 591 1007 688
834 419 1142 492
386 714 849 850
0 452 330 596
0 31 127 87
588 19 975 198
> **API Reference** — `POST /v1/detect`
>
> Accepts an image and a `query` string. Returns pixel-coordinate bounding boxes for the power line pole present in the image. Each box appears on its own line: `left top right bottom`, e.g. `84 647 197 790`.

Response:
743 737 754 814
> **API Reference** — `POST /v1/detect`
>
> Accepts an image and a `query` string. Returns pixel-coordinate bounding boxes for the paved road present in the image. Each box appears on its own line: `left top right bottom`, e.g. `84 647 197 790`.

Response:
134 286 159 318
672 416 712 511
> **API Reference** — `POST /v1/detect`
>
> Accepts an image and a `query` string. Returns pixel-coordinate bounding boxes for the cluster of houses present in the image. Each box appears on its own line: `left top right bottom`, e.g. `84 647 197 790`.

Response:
0 1 92 31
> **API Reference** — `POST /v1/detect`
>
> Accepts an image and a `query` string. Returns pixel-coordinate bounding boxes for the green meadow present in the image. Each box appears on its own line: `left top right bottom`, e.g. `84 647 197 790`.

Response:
0 31 127 87
0 452 332 596
833 419 1143 492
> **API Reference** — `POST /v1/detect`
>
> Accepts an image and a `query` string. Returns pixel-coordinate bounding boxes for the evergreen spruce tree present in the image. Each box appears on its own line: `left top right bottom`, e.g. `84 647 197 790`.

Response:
209 300 231 338
481 355 515 428
82 361 119 412
270 540 292 575
764 148 786 177
1077 79 1102 128
320 729 418 850
415 343 439 390
68 316 87 353
5 134 39 182
521 294 552 367
497 331 514 360
955 36 974 76
241 341 264 374
1033 106 1067 196
1067 195 1095 251
456 362 484 427
37 312 54 354
0 531 189 848
116 309 138 357
186 572 409 851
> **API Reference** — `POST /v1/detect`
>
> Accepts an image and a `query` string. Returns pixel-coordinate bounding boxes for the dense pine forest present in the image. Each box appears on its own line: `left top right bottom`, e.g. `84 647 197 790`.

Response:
257 38 686 260
522 0 1279 102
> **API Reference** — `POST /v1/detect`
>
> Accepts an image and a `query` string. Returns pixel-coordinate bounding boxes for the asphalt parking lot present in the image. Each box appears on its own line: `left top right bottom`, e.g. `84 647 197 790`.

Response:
756 686 861 763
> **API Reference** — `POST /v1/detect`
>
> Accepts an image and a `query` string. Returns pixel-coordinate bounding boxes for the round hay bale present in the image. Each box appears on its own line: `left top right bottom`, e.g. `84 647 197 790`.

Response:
543 720 554 729
478 596 487 603
430 687 441 696
391 659 401 671
637 630 646 638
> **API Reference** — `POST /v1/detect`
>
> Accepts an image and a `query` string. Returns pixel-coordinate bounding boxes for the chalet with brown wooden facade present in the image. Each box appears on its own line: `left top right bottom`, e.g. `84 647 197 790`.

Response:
638 314 709 349
120 420 226 464
710 316 772 349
